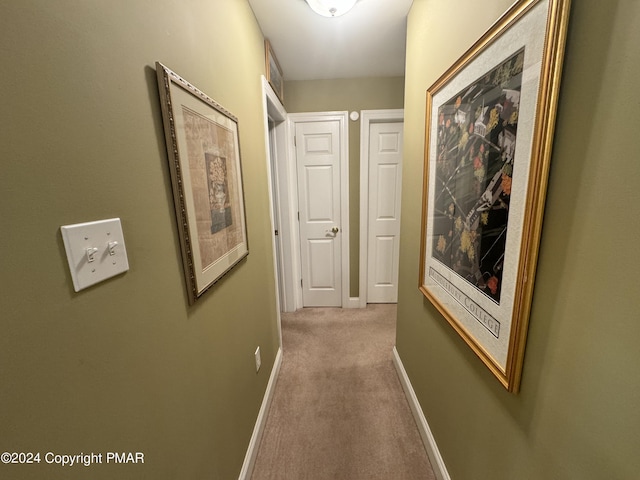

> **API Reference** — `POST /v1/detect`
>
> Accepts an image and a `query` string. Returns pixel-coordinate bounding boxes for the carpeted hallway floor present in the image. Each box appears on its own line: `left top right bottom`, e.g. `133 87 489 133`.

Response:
251 304 435 480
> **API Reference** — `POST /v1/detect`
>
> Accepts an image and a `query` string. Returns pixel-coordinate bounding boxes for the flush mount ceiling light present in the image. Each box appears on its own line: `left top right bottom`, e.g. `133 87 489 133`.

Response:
305 0 358 17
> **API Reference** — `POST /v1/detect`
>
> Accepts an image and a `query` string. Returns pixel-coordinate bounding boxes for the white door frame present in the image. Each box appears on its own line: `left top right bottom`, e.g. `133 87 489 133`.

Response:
261 76 296 325
288 111 350 308
358 109 404 307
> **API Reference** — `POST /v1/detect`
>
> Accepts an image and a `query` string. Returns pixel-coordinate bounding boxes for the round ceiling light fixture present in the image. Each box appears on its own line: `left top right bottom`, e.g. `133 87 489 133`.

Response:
305 0 358 17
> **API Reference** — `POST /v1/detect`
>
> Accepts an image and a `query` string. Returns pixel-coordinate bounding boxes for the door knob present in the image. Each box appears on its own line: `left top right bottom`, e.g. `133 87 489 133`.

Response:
331 227 339 234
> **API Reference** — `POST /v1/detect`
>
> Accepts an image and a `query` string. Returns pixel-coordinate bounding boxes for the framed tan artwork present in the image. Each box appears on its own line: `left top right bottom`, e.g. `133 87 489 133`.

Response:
156 62 249 304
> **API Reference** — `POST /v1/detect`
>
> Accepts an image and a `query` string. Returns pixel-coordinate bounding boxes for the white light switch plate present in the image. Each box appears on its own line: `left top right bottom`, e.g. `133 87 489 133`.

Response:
61 218 129 292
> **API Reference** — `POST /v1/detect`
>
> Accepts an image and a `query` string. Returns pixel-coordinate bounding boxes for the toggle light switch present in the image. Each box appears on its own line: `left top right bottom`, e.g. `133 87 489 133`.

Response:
61 218 129 292
85 247 99 263
108 241 119 256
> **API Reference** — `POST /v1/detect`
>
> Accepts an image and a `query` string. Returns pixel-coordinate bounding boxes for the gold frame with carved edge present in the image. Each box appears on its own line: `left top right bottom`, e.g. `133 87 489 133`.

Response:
419 0 571 393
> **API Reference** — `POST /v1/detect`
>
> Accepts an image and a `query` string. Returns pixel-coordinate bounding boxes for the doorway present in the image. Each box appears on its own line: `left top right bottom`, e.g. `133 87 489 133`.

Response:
289 112 350 308
359 110 405 305
261 77 297 319
265 107 402 310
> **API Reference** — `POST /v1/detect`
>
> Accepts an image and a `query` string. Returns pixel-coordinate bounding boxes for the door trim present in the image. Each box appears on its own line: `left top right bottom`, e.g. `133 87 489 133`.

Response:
288 111 350 308
359 109 404 307
260 76 290 353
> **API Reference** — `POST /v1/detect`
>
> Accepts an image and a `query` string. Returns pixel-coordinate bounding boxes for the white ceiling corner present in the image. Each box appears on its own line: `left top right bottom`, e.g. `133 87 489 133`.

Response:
248 0 413 81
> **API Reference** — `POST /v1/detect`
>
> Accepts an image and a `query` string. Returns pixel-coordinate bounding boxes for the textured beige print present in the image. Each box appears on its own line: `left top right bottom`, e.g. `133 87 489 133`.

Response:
183 106 243 270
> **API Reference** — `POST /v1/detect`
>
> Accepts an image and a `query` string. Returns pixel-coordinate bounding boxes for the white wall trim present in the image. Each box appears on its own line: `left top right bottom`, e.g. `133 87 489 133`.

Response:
346 297 361 309
238 347 283 480
287 111 350 308
261 76 296 314
359 109 404 307
392 346 451 480
284 117 303 310
261 76 286 339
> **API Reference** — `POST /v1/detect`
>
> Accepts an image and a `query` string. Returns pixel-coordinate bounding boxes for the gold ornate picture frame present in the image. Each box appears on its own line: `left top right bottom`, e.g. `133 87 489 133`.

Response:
156 62 249 305
419 0 570 392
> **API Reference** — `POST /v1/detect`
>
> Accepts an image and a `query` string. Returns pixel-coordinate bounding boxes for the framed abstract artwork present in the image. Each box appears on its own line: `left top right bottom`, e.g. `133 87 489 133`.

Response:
265 40 284 102
156 62 248 304
419 0 571 392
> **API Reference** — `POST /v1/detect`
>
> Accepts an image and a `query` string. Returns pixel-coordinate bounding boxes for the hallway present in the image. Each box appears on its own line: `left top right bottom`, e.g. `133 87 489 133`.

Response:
251 305 435 480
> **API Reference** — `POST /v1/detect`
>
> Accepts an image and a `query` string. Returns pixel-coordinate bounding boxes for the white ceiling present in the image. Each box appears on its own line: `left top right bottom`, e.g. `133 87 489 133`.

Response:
248 0 414 81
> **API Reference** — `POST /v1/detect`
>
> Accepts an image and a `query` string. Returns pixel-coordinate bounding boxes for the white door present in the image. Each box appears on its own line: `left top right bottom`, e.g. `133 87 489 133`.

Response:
296 120 342 307
367 122 403 303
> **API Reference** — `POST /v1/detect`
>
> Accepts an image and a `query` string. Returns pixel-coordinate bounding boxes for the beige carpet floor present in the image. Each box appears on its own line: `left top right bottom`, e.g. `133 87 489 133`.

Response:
251 304 435 480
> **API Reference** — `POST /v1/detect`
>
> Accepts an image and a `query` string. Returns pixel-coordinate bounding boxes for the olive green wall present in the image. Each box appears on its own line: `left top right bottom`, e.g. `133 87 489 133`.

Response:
0 1 279 479
397 1 640 479
285 77 405 297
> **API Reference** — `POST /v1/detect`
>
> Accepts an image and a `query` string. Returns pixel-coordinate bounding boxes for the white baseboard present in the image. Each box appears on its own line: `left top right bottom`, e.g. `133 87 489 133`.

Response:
238 347 283 480
345 297 362 309
392 347 451 480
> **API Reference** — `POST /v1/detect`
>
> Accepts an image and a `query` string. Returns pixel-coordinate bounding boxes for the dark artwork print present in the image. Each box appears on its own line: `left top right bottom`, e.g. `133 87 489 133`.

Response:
206 153 233 234
431 49 524 303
